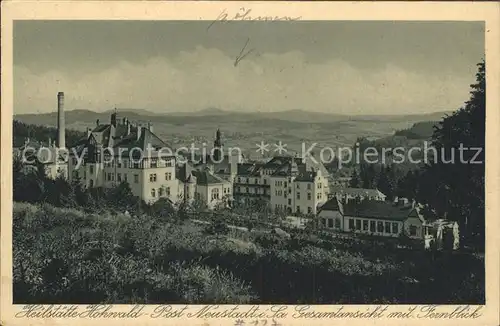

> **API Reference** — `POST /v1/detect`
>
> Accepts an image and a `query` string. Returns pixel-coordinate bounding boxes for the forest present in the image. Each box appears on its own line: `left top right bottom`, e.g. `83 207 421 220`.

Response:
349 61 485 248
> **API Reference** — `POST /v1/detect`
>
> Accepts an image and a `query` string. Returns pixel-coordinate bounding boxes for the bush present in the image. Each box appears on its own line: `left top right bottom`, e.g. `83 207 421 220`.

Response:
13 202 485 304
204 218 230 236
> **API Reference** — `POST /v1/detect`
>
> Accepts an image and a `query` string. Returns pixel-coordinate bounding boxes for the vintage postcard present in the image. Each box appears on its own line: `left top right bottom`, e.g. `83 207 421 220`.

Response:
1 1 499 326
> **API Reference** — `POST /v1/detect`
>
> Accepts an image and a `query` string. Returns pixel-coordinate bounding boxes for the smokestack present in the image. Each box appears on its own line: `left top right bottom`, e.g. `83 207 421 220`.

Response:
111 111 117 127
136 124 142 140
126 121 131 136
57 92 66 149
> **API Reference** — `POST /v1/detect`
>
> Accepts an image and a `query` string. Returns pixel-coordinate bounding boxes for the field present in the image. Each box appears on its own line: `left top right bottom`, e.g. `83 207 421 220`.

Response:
13 202 485 304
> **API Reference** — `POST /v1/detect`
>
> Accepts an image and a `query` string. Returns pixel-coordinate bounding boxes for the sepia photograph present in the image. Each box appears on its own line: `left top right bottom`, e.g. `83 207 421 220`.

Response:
8 16 489 308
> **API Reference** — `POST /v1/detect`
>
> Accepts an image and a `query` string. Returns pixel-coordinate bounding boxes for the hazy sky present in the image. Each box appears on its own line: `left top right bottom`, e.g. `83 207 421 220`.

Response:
14 21 484 115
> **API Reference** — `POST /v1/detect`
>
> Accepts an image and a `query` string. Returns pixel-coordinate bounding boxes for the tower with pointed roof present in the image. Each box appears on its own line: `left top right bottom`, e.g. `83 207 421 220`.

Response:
213 128 223 161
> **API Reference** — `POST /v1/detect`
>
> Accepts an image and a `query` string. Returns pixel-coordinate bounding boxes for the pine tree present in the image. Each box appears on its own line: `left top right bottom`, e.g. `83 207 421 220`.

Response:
349 168 360 188
417 60 485 246
377 165 393 200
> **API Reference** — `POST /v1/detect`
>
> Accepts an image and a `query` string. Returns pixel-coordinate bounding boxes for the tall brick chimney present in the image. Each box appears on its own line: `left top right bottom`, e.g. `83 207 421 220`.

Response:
57 92 66 148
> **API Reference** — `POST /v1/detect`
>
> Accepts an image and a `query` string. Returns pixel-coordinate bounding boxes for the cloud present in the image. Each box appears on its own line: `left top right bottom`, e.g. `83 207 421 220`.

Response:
14 46 474 115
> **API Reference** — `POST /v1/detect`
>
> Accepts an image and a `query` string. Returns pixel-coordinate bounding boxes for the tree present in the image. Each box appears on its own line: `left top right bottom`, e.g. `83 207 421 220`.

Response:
106 181 138 212
150 198 176 220
397 169 419 200
359 163 378 189
417 60 485 247
377 165 397 200
349 169 360 188
204 218 230 237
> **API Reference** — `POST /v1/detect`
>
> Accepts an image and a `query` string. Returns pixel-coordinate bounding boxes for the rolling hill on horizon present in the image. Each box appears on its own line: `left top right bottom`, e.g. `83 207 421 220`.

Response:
13 108 450 157
14 108 453 127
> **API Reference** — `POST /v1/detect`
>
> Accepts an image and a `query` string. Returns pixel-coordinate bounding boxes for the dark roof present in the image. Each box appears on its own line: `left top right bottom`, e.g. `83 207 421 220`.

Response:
272 163 292 176
177 163 194 183
192 169 227 185
344 200 413 221
247 155 327 178
93 124 110 133
319 197 344 215
70 119 173 160
237 163 264 176
330 187 386 198
192 154 239 174
295 171 316 182
113 127 168 152
320 198 413 221
263 156 303 168
302 155 329 177
90 125 112 147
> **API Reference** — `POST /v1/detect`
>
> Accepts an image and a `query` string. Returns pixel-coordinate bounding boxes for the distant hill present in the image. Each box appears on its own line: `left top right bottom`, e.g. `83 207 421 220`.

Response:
394 121 438 140
13 108 453 129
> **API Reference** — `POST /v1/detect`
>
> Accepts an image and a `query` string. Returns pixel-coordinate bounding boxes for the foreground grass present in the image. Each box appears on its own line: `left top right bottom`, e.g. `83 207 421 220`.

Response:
13 202 484 304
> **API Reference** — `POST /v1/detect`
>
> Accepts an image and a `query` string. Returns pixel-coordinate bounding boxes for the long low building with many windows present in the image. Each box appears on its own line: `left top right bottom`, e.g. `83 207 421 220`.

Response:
318 197 425 239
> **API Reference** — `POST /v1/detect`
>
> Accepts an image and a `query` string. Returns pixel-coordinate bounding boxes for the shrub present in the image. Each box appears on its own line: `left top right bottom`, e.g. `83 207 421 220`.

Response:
13 202 485 304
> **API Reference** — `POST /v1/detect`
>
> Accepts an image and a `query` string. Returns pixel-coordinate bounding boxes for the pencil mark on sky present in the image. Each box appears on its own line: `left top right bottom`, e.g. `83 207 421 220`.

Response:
234 37 255 67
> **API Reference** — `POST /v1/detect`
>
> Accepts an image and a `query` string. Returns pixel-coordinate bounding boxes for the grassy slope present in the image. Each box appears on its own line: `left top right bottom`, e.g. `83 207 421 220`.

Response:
13 202 484 304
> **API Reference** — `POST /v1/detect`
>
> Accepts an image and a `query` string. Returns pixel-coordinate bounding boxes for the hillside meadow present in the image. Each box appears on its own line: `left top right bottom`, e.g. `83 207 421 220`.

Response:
13 202 484 304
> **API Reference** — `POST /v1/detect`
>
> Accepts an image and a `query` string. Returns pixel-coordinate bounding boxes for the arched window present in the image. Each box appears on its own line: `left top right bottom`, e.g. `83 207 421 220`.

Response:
151 188 156 197
211 188 220 200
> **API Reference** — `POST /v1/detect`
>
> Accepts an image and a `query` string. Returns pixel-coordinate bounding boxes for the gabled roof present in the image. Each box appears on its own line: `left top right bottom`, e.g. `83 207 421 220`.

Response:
344 200 412 221
192 169 227 185
237 163 264 176
320 198 413 222
330 187 386 198
295 170 316 182
113 127 168 152
263 156 301 168
90 124 112 147
319 197 344 215
93 124 110 133
177 163 194 183
272 163 292 176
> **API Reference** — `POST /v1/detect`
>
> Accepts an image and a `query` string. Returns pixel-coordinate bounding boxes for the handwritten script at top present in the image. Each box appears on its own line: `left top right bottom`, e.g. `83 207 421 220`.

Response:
207 7 302 31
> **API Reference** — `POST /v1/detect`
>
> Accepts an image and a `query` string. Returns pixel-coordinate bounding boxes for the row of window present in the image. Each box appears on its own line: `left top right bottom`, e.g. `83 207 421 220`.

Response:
287 191 322 201
275 180 287 187
323 218 418 236
323 218 342 229
151 186 171 198
107 172 139 184
295 183 313 190
296 206 313 214
274 204 312 214
149 172 173 182
211 188 220 200
348 219 400 234
72 165 95 177
237 177 268 185
102 159 174 169
236 187 268 195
